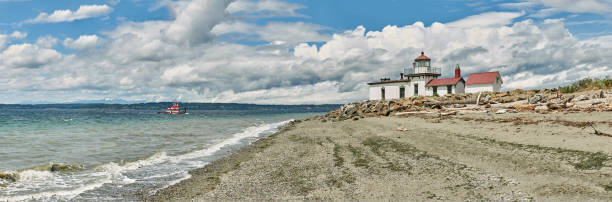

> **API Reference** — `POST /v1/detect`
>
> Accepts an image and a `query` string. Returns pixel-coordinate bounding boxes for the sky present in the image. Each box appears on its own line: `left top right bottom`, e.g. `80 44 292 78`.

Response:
0 0 611 104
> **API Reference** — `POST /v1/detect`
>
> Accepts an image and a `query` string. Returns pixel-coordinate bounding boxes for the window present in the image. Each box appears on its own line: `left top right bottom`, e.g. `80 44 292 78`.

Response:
433 86 437 94
399 86 405 98
447 85 452 94
381 87 385 100
414 84 418 96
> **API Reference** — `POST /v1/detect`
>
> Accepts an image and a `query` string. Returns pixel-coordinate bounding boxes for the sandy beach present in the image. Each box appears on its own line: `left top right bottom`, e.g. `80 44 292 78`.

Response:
148 110 612 201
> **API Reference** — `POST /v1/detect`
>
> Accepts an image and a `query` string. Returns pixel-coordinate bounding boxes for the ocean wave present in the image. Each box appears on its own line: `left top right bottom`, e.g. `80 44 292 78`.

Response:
0 119 293 202
0 163 83 182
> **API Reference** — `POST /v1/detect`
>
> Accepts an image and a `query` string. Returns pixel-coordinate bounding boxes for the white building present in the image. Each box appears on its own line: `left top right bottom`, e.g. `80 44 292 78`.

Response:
367 52 500 100
465 72 502 93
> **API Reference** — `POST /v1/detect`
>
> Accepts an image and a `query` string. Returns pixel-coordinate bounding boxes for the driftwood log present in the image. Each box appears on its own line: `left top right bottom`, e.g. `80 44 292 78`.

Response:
424 99 477 107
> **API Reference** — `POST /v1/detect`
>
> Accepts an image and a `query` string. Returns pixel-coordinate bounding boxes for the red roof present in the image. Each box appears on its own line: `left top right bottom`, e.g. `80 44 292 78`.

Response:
415 52 430 60
426 77 464 87
465 71 501 85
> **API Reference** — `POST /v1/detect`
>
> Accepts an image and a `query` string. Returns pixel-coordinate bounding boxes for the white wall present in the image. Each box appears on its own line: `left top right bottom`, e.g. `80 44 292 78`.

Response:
465 77 501 93
368 82 411 100
465 84 494 93
369 85 382 100
408 76 435 97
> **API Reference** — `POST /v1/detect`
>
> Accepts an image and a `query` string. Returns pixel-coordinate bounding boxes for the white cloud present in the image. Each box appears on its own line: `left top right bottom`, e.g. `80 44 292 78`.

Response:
164 0 233 45
447 11 524 28
0 31 27 50
36 36 58 48
534 0 612 14
0 43 61 68
2 1 611 104
502 0 612 15
63 35 99 50
227 0 306 18
27 4 113 23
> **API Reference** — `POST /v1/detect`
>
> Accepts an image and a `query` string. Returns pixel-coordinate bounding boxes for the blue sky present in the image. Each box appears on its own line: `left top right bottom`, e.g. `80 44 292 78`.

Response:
0 0 610 104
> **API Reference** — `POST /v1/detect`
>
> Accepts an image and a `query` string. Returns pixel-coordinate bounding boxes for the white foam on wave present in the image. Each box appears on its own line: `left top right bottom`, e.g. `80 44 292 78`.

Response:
174 120 292 162
1 119 293 201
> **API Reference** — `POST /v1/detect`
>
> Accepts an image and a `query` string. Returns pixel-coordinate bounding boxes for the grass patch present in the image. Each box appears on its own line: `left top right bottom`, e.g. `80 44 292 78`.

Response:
603 183 612 192
464 135 610 170
347 144 370 168
363 136 435 160
288 134 325 146
333 143 345 167
573 152 608 170
326 170 356 188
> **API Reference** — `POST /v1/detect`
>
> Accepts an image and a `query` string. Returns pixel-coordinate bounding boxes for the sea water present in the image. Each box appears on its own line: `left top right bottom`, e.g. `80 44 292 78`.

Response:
0 105 331 201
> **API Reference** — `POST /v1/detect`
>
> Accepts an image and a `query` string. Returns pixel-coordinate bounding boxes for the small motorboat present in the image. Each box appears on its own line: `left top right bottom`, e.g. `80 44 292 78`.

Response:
158 102 188 114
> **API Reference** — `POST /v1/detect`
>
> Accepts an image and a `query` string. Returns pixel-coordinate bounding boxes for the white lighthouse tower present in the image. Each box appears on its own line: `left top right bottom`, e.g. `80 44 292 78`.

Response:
404 52 441 96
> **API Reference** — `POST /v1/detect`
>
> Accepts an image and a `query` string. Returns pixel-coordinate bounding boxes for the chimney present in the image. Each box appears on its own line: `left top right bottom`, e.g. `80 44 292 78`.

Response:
400 73 404 79
454 64 461 78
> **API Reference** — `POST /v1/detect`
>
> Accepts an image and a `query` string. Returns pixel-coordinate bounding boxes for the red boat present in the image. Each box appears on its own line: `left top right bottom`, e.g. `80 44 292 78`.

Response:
160 102 188 114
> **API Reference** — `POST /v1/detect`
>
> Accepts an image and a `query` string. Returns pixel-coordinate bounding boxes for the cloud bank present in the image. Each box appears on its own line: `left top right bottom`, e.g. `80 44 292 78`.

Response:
0 0 611 104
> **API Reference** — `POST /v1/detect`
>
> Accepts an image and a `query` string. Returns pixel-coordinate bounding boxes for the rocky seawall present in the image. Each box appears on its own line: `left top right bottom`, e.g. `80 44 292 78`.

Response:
312 89 612 122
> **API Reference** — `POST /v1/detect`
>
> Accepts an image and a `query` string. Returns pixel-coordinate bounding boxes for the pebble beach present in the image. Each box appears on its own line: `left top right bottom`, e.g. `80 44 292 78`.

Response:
149 110 612 201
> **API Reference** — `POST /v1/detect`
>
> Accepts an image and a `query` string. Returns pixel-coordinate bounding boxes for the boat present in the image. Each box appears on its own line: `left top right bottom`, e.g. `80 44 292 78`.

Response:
158 102 188 114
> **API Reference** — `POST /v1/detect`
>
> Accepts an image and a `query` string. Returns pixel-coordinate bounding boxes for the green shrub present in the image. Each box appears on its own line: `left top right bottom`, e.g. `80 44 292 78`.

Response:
558 77 611 93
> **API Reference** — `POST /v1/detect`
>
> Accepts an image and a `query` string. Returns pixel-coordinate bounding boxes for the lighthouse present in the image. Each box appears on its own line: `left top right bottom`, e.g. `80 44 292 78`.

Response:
404 52 441 96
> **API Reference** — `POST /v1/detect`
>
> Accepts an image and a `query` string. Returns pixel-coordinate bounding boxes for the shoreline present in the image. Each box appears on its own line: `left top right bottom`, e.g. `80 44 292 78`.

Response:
148 111 612 201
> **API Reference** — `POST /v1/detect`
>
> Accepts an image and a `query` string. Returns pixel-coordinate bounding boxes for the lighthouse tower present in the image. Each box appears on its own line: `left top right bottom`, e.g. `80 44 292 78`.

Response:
404 52 441 96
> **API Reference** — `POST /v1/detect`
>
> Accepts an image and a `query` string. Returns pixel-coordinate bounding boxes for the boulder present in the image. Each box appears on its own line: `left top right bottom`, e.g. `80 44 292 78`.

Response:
535 105 549 112
528 94 548 104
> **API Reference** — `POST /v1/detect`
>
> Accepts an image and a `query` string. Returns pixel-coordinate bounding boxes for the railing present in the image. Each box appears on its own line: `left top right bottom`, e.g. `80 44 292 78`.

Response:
405 67 441 75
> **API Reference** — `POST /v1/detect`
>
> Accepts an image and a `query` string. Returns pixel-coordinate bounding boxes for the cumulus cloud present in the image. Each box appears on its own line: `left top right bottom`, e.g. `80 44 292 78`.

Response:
36 36 58 48
63 35 99 50
2 0 611 104
165 0 233 45
0 31 27 49
27 4 113 23
0 43 61 68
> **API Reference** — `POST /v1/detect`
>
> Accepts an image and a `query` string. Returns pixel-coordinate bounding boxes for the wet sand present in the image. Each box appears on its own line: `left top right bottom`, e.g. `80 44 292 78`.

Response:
148 111 612 201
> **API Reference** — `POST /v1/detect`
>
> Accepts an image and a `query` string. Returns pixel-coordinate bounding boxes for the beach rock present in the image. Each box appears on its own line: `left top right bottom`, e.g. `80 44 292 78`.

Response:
374 101 384 112
535 105 549 112
573 95 589 102
482 95 491 103
528 94 547 104
495 109 508 114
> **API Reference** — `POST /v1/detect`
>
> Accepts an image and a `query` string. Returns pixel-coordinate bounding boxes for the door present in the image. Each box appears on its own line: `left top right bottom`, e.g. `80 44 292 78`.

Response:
414 84 418 96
